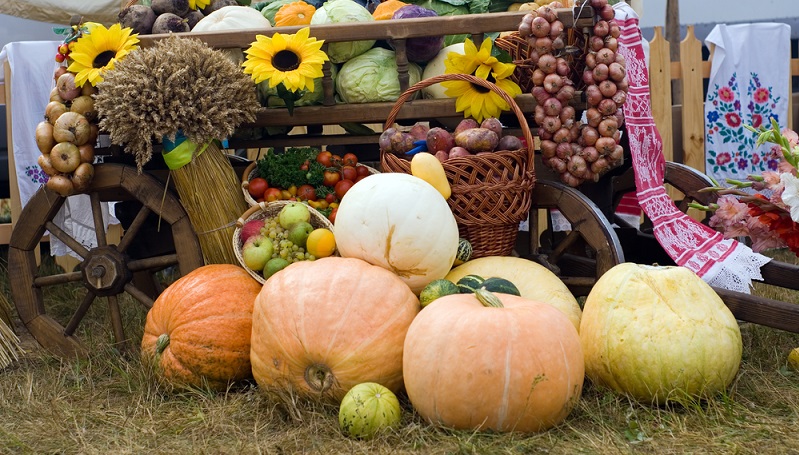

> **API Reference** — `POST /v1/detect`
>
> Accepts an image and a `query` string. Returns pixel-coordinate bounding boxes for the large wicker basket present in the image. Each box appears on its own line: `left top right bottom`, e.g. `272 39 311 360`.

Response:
232 200 336 283
380 73 536 258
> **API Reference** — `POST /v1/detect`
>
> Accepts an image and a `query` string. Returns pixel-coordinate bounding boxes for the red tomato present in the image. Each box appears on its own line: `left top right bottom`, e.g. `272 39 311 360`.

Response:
334 179 355 200
331 154 343 168
328 207 338 224
325 193 337 204
323 169 341 187
342 153 358 167
340 165 358 182
297 184 317 201
356 165 371 178
264 187 282 202
247 177 269 199
316 150 333 167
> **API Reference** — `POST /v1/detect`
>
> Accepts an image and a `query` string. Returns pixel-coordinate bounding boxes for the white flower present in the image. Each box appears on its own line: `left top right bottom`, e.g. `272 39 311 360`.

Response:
779 172 799 222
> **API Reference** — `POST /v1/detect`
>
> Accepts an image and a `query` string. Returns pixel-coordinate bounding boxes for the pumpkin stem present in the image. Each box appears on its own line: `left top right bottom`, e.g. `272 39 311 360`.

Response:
155 333 170 356
304 363 336 393
475 288 504 308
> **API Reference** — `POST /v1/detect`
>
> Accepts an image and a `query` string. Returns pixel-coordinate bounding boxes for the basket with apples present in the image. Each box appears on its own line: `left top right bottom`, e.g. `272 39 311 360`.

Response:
233 200 338 283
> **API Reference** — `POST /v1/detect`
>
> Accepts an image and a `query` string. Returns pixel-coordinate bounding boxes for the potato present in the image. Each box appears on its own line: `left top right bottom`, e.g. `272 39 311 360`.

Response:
448 147 471 158
426 127 455 154
409 122 430 141
480 117 503 137
434 150 449 162
454 128 499 154
379 127 416 156
454 118 479 136
497 135 524 151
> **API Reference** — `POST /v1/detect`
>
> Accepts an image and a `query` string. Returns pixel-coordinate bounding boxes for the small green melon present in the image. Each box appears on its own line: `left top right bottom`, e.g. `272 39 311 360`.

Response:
456 274 485 294
420 279 460 307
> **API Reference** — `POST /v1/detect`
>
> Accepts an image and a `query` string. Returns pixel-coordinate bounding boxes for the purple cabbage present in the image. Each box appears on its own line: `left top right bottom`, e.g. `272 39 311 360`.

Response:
389 5 444 63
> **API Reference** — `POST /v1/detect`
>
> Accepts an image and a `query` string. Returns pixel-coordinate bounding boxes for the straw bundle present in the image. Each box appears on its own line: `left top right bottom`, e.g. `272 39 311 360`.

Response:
0 293 23 369
170 141 248 264
95 35 261 264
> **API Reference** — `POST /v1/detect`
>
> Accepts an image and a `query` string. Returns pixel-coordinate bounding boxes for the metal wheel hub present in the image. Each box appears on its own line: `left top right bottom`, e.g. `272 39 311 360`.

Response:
80 245 132 296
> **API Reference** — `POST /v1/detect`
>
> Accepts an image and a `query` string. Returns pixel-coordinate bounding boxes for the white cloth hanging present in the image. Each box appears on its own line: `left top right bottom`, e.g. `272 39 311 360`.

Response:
0 41 117 260
704 23 791 186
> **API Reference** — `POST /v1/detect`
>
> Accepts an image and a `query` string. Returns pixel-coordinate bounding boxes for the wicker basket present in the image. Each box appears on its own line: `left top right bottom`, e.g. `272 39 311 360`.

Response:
232 200 336 283
241 161 380 206
380 73 536 258
494 32 538 95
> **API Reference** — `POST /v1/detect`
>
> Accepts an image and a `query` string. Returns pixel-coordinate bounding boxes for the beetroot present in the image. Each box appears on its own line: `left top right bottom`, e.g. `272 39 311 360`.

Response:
118 5 157 35
152 13 190 34
152 0 189 17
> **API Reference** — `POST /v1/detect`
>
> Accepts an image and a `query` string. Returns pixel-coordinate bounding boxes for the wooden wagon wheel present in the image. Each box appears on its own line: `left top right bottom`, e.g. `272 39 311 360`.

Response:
527 179 625 297
7 163 204 357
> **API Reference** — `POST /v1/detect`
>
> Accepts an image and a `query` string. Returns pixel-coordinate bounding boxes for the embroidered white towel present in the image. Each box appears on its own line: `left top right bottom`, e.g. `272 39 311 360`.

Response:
704 23 791 185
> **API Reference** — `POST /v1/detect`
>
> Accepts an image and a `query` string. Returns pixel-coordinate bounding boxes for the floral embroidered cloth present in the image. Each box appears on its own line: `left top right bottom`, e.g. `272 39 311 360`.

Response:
615 4 770 293
704 23 791 185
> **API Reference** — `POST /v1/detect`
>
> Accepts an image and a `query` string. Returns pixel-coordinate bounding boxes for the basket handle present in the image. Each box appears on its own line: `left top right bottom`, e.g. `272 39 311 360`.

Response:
241 161 257 190
235 201 268 228
382 73 535 166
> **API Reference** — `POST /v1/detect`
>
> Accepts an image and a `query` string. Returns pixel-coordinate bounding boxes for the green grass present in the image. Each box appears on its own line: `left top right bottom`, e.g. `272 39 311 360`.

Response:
1 250 799 454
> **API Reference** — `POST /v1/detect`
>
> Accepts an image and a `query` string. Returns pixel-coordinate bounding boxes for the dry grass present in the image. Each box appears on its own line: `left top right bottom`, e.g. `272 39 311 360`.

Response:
1 249 799 454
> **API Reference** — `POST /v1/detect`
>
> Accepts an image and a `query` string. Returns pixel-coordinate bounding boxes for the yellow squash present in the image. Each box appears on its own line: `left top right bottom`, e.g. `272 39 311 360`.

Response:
410 152 451 199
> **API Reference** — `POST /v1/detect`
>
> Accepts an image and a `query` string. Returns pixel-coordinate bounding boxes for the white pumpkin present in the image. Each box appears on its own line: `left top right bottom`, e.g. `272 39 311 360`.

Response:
579 263 742 404
334 173 459 294
191 6 272 64
192 5 272 32
421 43 464 99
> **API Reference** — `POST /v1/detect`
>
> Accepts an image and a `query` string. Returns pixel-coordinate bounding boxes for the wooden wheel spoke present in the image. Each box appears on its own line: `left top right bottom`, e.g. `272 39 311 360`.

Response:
106 295 126 345
117 205 152 253
547 229 582 264
45 221 89 258
33 271 83 288
124 283 155 310
64 291 97 337
90 192 107 247
127 254 179 273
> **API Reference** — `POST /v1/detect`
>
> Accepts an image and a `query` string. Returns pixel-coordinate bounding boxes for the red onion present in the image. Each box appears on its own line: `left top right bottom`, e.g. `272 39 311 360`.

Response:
598 98 618 116
581 126 599 146
598 118 618 137
604 36 618 52
537 54 557 74
593 63 609 82
531 16 551 38
556 57 570 76
542 115 562 134
560 105 576 124
532 68 547 86
590 35 605 52
599 79 618 98
599 4 615 21
591 157 609 174
543 73 564 94
549 20 564 39
535 37 553 54
534 104 546 125
593 20 609 38
596 48 615 65
581 145 599 162
543 97 562 116
611 89 627 106
554 127 571 144
585 84 603 106
595 137 617 155
586 108 603 128
585 52 597 69
608 62 626 82
540 140 557 158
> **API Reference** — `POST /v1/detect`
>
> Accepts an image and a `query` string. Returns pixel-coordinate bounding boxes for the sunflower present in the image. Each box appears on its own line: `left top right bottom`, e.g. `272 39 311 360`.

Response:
189 0 211 9
242 27 329 93
67 23 139 87
442 38 521 122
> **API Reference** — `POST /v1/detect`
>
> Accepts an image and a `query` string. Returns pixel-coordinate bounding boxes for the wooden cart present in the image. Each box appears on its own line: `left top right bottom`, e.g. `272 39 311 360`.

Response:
6 9 799 357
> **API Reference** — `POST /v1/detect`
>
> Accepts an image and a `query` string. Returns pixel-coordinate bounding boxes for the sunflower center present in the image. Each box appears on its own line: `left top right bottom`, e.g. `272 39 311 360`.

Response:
471 74 496 93
273 50 300 72
93 50 116 69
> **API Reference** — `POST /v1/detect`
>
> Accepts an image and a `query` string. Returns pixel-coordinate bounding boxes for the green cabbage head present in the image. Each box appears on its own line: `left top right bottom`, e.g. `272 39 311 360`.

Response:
311 0 376 63
335 47 422 104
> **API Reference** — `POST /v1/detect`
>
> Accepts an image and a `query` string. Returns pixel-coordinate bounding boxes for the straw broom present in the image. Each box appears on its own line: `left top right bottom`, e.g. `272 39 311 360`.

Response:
168 141 248 264
0 292 23 369
95 36 261 264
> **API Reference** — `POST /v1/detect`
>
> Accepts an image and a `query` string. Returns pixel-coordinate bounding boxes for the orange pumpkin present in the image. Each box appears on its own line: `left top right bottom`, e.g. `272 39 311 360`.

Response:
141 264 262 391
250 257 419 402
372 0 409 20
274 1 316 27
403 290 584 433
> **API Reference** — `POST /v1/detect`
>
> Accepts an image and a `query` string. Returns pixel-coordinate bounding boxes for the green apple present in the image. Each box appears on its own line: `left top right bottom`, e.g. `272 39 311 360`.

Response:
242 235 274 272
264 257 291 279
278 202 311 229
287 221 314 248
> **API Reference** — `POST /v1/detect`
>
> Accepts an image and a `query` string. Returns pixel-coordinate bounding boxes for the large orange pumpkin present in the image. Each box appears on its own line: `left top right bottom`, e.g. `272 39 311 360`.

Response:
141 264 262 391
250 257 419 402
403 290 584 433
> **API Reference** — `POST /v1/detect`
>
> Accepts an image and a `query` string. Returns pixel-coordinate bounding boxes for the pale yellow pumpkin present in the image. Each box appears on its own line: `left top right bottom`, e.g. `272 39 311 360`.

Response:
445 256 582 331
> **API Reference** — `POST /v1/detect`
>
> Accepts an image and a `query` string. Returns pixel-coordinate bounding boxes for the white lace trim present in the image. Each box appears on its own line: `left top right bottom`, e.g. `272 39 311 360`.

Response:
702 242 771 294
